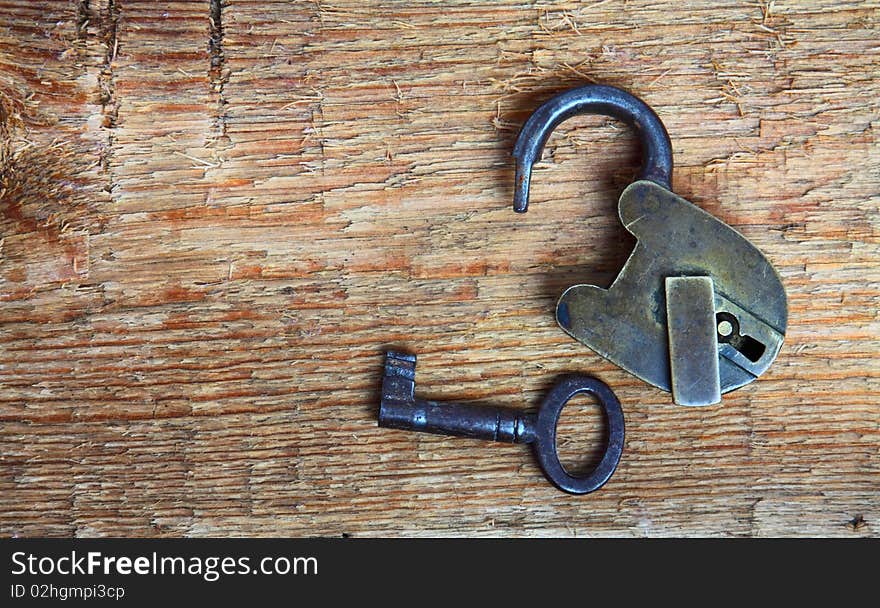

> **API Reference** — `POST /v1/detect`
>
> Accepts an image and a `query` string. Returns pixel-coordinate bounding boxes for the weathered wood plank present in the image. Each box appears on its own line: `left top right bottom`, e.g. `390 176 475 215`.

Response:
0 0 878 537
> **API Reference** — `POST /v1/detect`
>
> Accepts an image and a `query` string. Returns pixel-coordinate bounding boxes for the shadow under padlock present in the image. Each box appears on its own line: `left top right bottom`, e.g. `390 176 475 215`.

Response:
512 84 788 406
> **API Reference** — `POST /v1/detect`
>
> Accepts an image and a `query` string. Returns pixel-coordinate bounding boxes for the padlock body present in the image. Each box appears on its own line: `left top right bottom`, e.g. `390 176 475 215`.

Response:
556 180 787 396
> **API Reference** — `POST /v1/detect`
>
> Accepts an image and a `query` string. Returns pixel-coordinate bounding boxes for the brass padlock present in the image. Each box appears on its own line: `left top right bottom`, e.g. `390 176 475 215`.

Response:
512 84 787 406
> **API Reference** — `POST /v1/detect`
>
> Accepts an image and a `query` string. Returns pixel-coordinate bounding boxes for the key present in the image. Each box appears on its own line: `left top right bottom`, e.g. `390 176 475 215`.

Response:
665 276 721 406
378 351 625 495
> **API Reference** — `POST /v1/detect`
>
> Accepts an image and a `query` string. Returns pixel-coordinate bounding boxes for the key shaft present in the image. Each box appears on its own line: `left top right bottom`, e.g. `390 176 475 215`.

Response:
380 397 536 444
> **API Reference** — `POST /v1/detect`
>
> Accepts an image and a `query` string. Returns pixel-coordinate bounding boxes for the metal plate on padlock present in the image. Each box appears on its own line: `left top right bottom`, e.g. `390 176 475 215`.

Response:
555 179 787 396
665 276 721 407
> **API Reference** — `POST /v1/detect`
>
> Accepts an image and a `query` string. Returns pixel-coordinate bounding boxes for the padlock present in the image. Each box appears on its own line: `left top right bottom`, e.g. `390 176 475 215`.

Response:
512 84 787 406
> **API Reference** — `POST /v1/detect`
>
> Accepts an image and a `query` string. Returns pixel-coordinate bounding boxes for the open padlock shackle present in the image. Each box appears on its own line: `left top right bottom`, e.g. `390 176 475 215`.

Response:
512 84 673 212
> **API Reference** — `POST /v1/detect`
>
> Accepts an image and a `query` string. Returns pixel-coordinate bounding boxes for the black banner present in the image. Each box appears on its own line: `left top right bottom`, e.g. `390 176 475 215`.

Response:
0 538 874 603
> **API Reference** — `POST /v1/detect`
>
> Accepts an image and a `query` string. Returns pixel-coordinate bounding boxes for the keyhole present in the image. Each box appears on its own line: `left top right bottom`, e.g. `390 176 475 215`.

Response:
716 312 766 363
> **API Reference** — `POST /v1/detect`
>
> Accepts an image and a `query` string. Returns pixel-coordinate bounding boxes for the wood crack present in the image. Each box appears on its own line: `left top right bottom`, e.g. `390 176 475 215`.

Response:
208 0 230 154
98 0 120 194
76 0 90 42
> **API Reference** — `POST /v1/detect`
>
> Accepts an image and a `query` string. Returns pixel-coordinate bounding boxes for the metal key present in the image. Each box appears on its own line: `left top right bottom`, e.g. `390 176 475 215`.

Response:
378 351 625 495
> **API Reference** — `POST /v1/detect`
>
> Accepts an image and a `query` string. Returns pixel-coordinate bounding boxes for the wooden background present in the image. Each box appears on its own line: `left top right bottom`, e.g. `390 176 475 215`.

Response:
1 0 877 537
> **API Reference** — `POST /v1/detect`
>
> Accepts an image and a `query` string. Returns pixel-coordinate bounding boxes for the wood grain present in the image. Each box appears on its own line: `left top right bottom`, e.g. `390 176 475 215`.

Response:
0 0 877 537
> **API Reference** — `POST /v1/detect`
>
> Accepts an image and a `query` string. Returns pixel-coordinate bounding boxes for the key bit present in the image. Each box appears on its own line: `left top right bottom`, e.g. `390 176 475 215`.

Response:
379 351 625 495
